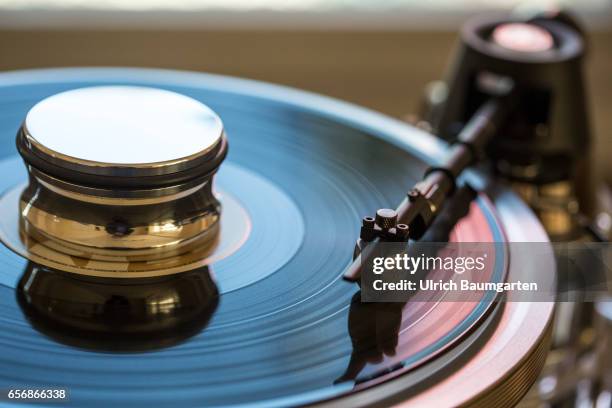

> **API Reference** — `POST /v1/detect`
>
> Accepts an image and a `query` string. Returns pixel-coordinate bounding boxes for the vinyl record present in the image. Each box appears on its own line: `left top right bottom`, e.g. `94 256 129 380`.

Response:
0 68 553 407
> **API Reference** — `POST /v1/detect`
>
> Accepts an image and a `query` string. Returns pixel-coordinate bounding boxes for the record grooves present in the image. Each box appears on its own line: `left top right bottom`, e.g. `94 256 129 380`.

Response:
0 68 555 407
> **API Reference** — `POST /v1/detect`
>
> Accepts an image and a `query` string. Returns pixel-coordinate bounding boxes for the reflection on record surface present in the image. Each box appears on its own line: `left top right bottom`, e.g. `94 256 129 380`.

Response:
0 68 504 407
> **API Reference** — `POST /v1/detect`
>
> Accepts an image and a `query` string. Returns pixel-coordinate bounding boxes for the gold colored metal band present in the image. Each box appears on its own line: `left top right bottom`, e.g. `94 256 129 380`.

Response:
20 204 218 254
34 175 208 206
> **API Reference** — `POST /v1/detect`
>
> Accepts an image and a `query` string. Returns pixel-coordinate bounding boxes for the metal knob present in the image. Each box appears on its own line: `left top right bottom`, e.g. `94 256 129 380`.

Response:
375 208 398 230
395 223 410 240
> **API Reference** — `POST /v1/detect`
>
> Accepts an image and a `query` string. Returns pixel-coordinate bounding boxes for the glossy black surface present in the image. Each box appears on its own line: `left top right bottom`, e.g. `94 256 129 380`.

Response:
0 68 501 407
18 264 219 352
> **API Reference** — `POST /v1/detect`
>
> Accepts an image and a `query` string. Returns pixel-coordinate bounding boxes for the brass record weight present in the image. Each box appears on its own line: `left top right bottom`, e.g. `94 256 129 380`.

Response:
17 86 228 265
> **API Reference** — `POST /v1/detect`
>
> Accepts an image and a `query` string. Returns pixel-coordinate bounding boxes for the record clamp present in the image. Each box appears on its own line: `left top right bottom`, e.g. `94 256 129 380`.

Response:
16 86 228 267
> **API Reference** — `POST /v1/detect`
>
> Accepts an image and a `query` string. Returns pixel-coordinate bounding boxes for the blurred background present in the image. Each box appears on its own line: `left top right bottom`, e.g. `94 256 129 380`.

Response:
0 0 609 182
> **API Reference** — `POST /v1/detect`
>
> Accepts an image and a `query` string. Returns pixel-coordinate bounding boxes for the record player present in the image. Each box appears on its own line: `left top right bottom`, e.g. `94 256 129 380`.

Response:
0 9 610 408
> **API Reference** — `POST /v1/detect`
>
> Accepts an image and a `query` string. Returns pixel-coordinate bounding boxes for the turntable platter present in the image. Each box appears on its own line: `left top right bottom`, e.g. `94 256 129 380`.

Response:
0 68 554 407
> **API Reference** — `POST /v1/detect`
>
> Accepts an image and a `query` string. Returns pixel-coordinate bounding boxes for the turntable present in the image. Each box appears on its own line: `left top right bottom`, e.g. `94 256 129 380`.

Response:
0 10 608 408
